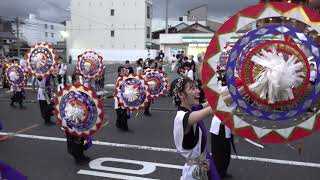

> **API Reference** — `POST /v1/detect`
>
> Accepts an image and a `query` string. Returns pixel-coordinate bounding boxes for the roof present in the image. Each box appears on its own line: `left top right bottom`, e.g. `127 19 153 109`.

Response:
206 20 223 32
178 22 214 33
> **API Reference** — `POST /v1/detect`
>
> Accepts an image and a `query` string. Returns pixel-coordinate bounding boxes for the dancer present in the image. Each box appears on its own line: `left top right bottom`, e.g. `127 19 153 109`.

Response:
10 84 25 109
143 59 158 116
37 77 55 125
114 66 130 131
66 129 91 164
173 77 220 180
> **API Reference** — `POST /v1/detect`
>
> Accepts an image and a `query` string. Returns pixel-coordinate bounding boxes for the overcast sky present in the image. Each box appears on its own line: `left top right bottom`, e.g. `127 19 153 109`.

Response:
0 0 259 23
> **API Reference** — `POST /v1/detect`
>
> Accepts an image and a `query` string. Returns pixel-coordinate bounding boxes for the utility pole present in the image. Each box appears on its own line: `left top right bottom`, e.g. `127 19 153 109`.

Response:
15 17 21 57
165 0 169 34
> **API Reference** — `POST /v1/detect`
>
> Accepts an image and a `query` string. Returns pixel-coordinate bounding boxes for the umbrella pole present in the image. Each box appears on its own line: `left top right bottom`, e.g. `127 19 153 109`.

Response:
0 124 39 141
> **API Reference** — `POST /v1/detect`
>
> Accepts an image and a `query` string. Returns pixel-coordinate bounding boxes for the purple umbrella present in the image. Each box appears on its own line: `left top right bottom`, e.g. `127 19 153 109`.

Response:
0 161 27 180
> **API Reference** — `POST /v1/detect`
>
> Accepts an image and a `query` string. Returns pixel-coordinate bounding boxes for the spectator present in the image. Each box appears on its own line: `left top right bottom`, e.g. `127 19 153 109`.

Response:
170 54 177 72
124 60 134 74
158 50 165 62
57 57 68 91
136 58 144 74
189 55 196 79
183 62 194 80
177 67 185 77
176 51 181 60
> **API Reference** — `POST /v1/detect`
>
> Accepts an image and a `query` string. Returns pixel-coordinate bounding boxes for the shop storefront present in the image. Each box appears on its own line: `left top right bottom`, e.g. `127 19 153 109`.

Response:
159 33 213 62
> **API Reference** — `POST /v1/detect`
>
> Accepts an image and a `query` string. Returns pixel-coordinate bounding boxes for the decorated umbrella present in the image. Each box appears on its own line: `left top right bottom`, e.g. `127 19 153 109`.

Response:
115 74 151 111
54 85 104 137
77 51 104 80
0 161 27 180
5 64 25 86
201 2 320 143
143 69 168 99
27 42 56 78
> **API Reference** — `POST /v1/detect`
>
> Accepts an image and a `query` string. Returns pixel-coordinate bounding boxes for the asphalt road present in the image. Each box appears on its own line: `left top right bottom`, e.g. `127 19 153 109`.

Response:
0 64 320 180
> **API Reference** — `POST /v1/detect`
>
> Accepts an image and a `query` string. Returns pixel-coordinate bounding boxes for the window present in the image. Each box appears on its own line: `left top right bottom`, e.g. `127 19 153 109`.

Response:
110 9 114 16
146 26 150 38
51 25 54 30
51 33 54 38
147 6 151 19
44 24 48 29
45 32 48 37
110 30 115 37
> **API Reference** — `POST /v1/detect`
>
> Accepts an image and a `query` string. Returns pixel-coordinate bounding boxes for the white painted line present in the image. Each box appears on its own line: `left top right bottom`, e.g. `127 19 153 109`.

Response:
0 132 66 142
93 140 177 153
96 90 109 95
0 87 33 90
105 84 115 87
0 132 176 152
78 170 159 180
1 132 320 168
231 155 320 168
149 162 183 170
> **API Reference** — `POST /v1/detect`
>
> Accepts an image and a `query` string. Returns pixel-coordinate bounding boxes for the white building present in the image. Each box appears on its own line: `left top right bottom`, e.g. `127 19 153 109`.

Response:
66 0 153 62
12 14 65 46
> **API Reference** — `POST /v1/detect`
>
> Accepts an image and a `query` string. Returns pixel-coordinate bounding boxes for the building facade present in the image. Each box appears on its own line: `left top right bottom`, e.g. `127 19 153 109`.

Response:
0 18 17 56
66 0 153 61
157 23 217 63
152 5 221 62
12 14 65 46
187 5 208 21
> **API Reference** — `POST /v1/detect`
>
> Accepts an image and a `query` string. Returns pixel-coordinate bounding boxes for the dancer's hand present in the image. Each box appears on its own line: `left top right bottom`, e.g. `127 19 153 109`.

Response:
201 160 210 172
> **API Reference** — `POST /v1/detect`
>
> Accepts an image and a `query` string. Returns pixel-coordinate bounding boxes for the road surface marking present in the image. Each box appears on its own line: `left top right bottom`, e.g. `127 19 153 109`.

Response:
78 170 159 180
78 157 182 179
105 84 115 87
1 132 320 168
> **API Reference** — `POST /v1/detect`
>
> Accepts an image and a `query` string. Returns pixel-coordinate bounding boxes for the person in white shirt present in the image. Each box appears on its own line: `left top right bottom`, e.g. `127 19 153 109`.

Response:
143 60 158 116
114 66 131 132
20 54 29 87
37 77 55 125
309 63 316 85
136 58 144 75
209 78 235 179
183 62 194 81
171 54 177 72
210 116 233 179
57 57 68 91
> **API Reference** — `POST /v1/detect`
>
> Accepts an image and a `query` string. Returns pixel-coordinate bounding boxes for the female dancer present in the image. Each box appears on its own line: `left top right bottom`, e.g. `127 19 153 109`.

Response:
173 77 219 180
